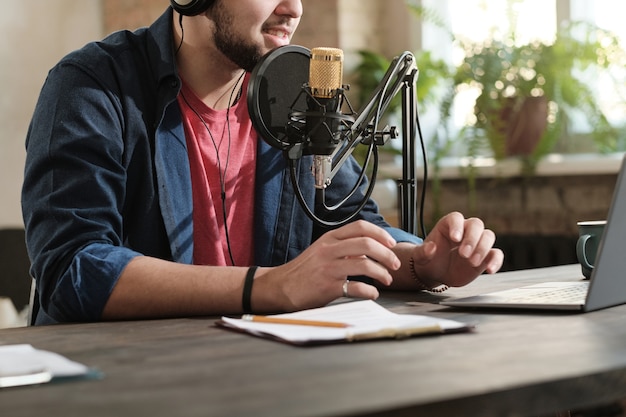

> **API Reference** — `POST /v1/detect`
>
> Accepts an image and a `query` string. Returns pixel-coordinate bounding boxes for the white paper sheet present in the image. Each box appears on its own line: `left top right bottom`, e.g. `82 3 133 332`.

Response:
0 344 91 388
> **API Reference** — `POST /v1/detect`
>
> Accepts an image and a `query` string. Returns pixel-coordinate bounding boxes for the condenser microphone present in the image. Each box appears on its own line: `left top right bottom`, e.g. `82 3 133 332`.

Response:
307 47 345 188
309 47 343 99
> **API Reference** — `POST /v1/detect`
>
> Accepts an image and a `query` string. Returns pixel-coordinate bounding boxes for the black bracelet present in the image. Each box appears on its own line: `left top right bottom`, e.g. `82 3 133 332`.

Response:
409 257 449 293
242 266 259 314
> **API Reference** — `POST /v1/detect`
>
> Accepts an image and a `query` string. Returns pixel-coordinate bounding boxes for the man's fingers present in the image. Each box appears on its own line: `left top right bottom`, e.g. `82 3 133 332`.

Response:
328 256 394 287
343 280 380 300
328 220 396 248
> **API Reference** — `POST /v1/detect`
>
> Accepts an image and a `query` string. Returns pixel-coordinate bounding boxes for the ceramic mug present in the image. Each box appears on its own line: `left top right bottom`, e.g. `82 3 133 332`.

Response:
576 220 606 279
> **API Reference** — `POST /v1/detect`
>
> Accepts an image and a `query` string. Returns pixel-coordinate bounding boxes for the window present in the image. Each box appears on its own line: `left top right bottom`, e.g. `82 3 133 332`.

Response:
587 0 626 126
448 0 556 47
418 0 626 157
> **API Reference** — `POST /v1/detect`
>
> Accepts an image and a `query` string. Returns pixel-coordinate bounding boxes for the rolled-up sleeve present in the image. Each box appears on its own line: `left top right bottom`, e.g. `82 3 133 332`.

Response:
22 60 140 323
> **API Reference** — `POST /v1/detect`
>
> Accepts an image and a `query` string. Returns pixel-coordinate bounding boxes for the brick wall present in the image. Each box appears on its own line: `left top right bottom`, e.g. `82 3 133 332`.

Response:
375 173 617 271
424 174 616 237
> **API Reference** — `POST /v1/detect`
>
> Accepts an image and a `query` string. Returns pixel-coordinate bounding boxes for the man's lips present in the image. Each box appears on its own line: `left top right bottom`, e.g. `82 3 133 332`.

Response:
264 27 290 39
262 23 293 46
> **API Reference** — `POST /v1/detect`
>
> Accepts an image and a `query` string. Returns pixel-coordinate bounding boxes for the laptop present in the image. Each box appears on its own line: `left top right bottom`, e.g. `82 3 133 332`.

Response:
440 154 626 313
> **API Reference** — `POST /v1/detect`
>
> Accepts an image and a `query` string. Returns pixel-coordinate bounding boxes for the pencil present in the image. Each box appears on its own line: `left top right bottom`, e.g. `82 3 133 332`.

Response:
241 314 350 328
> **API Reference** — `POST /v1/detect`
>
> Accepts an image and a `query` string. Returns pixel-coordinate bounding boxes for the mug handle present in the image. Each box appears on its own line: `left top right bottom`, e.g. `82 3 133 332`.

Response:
576 234 594 270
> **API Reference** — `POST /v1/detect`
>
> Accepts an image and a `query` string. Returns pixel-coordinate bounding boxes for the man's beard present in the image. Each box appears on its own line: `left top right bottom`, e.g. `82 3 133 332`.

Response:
211 2 264 72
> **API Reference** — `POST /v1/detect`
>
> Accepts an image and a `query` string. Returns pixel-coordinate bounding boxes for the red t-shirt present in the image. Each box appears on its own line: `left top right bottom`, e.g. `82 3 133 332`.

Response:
177 76 256 266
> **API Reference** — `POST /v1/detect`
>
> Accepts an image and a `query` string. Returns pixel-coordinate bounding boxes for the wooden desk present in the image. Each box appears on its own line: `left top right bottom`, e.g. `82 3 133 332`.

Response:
2 264 626 417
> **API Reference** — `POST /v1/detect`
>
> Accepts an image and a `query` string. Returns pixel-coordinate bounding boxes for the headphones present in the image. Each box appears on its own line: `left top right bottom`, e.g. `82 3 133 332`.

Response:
170 0 215 16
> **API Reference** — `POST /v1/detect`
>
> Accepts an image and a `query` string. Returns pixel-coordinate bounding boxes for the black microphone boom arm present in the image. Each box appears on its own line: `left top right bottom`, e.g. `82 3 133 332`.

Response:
331 51 421 235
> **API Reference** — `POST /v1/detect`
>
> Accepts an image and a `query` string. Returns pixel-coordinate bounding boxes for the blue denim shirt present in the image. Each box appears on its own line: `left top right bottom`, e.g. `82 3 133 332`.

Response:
22 7 420 325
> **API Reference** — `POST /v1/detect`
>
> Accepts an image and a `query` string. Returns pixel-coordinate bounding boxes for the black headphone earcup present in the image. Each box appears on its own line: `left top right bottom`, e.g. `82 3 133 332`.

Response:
170 0 214 16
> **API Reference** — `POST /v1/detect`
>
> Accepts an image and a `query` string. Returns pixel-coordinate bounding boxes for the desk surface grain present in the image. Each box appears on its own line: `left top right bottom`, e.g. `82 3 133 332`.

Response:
2 264 626 417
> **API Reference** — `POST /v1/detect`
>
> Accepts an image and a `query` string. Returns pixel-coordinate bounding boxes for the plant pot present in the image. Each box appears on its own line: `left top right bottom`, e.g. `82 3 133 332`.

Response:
500 96 549 157
476 95 549 160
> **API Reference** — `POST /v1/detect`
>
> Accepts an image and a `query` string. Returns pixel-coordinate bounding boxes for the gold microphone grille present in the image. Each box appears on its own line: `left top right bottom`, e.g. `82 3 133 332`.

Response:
309 47 344 98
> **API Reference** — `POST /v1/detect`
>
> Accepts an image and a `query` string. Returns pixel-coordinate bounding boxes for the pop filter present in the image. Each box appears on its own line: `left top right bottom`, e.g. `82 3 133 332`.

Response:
247 45 311 150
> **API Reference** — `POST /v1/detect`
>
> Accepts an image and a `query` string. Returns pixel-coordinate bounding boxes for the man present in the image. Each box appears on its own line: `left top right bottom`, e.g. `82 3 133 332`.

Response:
21 0 503 325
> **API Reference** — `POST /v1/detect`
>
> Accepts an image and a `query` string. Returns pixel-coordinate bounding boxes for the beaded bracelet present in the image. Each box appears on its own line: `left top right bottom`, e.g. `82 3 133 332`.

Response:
242 266 259 314
409 257 449 293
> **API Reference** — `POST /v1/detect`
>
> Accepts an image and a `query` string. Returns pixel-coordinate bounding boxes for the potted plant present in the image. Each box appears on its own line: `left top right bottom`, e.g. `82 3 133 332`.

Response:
447 19 625 175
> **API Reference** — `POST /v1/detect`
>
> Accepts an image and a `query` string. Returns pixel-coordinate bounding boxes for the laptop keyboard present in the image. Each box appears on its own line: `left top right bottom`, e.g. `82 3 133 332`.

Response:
503 283 588 304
